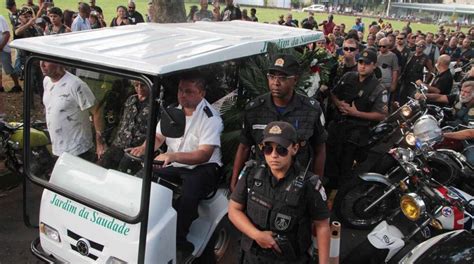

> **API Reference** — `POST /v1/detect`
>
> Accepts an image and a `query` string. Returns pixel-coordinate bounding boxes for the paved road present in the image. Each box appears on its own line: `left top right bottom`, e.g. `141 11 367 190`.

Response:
0 177 366 264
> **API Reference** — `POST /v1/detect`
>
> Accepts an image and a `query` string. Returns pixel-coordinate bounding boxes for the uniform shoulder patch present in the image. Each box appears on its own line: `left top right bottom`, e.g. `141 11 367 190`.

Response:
245 96 265 110
300 94 320 109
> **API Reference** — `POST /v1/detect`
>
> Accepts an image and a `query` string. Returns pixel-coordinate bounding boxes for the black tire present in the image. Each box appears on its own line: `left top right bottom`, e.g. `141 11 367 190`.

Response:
334 177 398 230
194 215 233 264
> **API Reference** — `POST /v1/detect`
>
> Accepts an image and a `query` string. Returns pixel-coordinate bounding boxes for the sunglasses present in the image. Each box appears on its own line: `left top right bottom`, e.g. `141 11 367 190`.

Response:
262 144 289 157
379 45 387 48
397 38 405 40
267 73 295 82
343 47 357 52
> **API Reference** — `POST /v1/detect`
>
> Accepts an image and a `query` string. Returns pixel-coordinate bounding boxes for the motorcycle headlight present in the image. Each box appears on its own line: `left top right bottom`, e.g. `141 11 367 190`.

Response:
405 133 416 146
401 105 412 117
400 193 426 221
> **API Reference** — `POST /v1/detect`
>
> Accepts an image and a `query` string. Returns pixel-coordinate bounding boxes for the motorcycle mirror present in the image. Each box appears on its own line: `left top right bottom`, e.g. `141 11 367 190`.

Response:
160 106 185 138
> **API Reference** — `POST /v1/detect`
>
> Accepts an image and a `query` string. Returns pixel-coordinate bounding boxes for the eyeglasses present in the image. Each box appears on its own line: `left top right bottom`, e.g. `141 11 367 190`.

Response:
262 144 289 157
343 47 357 52
416 45 425 48
267 73 295 82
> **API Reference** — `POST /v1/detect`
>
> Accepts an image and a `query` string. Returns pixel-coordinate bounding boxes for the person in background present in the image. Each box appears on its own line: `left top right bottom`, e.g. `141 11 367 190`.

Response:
277 14 284 25
229 121 330 264
110 5 130 27
127 0 144 25
321 14 335 36
444 36 461 61
186 5 198 22
407 32 416 52
241 9 251 21
221 0 241 21
326 33 337 54
194 0 213 22
62 9 74 28
377 37 399 96
282 13 296 27
44 7 70 35
249 8 258 22
416 54 453 95
352 17 364 35
89 11 102 29
366 34 377 50
424 32 440 64
89 0 102 14
459 37 473 66
0 14 21 93
71 2 91 31
6 0 20 39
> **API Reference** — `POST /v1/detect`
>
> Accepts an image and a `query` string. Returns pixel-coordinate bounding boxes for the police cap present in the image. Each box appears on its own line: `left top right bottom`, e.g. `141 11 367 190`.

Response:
358 49 377 64
268 54 300 76
262 121 297 148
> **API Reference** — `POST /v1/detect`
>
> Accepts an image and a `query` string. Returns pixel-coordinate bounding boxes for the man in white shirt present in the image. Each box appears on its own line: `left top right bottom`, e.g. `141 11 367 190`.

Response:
130 73 223 256
41 61 105 161
0 15 21 92
71 2 91 32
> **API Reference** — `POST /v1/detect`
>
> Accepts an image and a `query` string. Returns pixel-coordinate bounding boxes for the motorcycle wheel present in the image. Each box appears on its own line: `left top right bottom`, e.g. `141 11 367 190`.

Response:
334 177 398 230
194 215 233 264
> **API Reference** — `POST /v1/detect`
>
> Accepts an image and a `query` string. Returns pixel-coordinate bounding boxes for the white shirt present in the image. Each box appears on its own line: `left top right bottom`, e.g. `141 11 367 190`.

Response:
157 99 223 169
43 71 96 156
0 15 11 53
71 15 91 32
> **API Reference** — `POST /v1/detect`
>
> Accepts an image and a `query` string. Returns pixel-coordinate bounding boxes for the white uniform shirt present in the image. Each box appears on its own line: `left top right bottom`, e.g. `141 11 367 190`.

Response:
43 71 96 156
0 15 11 53
157 99 223 169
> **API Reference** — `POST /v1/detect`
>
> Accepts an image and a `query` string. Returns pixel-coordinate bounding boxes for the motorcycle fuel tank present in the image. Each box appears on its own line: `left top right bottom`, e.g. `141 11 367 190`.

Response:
9 123 50 149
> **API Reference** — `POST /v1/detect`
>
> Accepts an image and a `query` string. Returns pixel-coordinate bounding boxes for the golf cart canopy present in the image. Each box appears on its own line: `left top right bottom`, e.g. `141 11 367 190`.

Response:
10 21 323 76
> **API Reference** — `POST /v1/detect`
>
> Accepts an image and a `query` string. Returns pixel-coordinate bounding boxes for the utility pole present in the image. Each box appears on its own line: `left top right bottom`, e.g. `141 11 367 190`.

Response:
386 0 392 17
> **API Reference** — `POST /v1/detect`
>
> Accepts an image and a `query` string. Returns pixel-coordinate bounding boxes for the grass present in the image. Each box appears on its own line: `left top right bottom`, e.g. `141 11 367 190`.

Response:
0 0 452 37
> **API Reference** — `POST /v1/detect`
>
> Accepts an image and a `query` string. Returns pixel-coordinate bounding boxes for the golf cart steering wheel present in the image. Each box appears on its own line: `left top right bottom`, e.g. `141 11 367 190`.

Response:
124 149 164 166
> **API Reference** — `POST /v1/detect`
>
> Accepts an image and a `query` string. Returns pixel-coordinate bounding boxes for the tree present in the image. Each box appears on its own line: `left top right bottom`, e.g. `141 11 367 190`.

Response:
149 0 186 23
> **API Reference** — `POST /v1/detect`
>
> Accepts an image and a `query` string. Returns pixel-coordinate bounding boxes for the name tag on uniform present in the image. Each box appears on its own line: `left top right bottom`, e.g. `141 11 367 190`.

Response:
252 124 267 130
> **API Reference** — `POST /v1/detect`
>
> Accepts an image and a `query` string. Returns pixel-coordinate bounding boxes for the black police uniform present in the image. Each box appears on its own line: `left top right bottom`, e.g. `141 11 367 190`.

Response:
241 93 327 168
325 71 387 188
231 163 329 264
399 53 431 104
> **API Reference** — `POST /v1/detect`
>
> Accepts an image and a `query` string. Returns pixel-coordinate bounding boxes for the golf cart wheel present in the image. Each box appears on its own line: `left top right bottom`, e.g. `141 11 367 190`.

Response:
194 215 232 264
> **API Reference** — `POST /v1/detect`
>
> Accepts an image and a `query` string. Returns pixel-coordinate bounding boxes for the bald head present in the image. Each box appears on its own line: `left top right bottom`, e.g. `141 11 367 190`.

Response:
438 54 451 67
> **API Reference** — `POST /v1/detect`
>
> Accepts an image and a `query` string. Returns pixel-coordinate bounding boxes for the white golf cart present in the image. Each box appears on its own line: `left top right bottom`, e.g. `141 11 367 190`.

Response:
12 21 323 263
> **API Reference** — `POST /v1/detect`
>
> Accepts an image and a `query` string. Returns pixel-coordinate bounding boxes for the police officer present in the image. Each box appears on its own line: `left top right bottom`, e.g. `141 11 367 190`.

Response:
229 121 330 264
326 49 388 189
230 54 327 192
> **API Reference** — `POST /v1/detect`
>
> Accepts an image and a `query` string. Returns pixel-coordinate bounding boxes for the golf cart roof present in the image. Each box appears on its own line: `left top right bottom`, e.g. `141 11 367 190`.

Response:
10 21 323 76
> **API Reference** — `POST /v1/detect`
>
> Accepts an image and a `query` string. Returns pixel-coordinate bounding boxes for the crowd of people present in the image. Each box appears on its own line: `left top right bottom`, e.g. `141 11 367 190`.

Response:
1 0 474 262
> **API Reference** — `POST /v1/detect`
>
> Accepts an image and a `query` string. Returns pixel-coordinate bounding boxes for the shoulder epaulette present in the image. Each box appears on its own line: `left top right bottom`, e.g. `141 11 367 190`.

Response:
203 106 213 118
245 96 266 110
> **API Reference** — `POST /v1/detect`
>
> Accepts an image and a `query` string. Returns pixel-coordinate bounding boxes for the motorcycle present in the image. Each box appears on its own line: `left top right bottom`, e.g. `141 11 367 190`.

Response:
0 120 53 182
334 114 474 229
398 229 474 263
342 145 474 264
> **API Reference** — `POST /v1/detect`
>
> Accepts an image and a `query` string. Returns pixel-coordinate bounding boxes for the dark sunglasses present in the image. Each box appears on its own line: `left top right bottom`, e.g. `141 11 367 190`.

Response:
397 37 405 40
262 144 289 157
379 45 387 48
343 47 357 52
